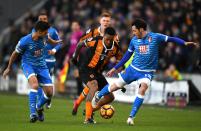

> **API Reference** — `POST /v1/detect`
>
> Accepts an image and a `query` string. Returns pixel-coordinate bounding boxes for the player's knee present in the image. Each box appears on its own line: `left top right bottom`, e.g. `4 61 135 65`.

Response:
28 76 39 89
139 87 147 95
46 90 53 98
115 77 126 88
138 82 149 95
86 95 91 101
31 83 39 90
87 81 98 91
93 86 98 91
109 83 123 92
137 78 151 95
86 91 95 101
44 86 53 97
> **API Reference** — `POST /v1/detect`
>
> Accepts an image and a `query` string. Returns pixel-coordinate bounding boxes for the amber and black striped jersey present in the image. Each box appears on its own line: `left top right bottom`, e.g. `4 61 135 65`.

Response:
79 26 119 43
78 36 123 73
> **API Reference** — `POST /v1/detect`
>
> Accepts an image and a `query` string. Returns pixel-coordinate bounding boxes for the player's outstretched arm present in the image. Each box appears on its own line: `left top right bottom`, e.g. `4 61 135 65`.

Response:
48 43 63 55
106 51 133 77
49 29 64 54
167 36 199 47
3 51 19 78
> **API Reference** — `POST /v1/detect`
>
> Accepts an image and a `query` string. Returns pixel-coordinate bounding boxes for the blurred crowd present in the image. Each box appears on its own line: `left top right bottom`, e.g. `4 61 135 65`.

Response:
0 0 200 75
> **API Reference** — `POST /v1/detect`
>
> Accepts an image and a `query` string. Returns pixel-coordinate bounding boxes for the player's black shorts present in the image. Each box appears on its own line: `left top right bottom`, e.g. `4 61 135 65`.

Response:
79 69 108 91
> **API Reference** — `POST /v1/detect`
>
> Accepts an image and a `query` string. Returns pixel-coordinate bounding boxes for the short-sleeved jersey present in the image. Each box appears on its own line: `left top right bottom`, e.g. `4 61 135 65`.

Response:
78 36 123 73
79 26 119 43
32 27 60 62
128 32 168 72
15 33 47 68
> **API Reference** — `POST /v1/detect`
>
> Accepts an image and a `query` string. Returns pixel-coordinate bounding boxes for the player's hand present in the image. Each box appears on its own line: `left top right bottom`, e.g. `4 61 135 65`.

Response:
48 49 56 55
185 42 199 47
54 39 63 44
3 67 10 79
106 68 116 77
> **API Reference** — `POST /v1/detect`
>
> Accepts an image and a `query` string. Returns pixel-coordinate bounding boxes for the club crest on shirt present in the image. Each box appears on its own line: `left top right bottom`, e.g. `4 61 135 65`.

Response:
43 41 47 46
148 36 152 43
87 37 93 41
100 55 105 60
90 74 94 78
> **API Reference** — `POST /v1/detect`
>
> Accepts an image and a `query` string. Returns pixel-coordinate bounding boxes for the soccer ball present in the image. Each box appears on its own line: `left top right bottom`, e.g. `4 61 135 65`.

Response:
100 104 115 119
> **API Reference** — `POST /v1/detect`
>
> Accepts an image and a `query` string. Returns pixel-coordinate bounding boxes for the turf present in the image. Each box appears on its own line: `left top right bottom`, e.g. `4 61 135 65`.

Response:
0 93 201 131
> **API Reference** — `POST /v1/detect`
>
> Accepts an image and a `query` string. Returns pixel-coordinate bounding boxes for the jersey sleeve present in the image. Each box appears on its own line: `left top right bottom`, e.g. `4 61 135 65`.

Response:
156 33 168 43
167 36 185 45
15 38 27 54
127 38 135 52
79 28 94 42
114 51 133 70
53 44 62 52
52 28 60 40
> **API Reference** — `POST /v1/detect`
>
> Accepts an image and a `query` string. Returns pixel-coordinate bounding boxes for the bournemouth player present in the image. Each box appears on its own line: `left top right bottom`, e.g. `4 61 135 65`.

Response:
3 21 62 123
93 18 198 125
32 13 62 109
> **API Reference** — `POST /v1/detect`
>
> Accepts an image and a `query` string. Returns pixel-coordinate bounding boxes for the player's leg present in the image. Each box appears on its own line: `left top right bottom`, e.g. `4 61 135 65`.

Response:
22 64 38 122
45 61 55 109
76 84 89 105
28 75 39 123
127 71 153 125
92 73 127 107
36 68 53 121
92 74 115 111
127 82 149 125
72 84 89 115
93 93 114 111
72 68 90 115
46 93 52 109
84 80 98 124
37 85 53 108
37 87 43 102
36 85 53 122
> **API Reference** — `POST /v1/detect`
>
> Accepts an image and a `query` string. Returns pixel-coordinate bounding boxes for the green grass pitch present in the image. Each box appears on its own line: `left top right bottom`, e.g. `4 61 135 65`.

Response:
0 93 201 131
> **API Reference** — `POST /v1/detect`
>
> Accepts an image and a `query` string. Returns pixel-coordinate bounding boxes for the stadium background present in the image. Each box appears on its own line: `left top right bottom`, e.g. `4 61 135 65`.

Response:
0 0 201 130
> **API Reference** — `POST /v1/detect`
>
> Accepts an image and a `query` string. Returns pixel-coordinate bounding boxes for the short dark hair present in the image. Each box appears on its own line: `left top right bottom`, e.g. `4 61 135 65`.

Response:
34 21 50 31
104 27 116 36
38 12 48 17
101 12 111 18
132 18 147 30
